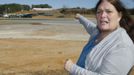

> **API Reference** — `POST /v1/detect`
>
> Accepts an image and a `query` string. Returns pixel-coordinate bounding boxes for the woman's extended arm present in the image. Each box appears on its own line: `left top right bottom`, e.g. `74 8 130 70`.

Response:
76 14 99 37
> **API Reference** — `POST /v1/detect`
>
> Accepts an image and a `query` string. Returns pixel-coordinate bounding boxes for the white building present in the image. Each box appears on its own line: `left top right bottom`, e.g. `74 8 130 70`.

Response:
32 8 54 11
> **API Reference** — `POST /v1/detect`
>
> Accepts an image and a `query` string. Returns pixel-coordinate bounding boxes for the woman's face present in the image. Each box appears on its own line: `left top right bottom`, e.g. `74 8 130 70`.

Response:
96 0 121 32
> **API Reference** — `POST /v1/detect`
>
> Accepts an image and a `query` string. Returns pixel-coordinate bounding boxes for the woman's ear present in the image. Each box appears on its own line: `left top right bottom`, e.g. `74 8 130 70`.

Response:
118 12 122 21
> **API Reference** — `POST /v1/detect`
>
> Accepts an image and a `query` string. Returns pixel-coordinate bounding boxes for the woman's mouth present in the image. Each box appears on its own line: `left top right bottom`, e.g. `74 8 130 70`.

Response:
100 21 109 25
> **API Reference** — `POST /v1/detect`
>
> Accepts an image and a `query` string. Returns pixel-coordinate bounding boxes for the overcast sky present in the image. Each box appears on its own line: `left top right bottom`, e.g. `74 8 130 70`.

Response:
0 0 133 9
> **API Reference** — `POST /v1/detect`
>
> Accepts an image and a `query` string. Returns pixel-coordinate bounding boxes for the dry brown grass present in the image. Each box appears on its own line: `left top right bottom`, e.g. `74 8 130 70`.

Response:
0 39 86 75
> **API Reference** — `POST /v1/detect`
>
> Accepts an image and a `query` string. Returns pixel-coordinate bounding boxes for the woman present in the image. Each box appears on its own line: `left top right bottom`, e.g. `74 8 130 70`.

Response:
64 0 134 75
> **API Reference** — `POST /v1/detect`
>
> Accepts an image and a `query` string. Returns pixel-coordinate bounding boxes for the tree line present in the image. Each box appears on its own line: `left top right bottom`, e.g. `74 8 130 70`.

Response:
59 7 134 15
59 7 95 15
0 3 52 14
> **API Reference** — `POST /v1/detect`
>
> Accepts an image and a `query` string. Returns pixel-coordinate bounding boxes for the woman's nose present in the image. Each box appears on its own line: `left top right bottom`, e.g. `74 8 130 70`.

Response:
101 11 107 18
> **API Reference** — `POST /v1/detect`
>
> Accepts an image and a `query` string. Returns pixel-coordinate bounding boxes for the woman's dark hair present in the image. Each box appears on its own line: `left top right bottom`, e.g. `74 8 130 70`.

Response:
95 0 134 43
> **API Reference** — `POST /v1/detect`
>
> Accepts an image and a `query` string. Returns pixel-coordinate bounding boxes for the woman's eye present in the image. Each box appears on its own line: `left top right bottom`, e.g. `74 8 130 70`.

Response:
106 10 112 13
96 11 100 14
96 11 101 14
